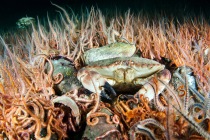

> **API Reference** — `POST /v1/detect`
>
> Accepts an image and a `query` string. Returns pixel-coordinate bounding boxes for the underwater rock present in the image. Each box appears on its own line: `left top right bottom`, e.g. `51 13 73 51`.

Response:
172 66 197 91
82 108 121 140
171 66 206 102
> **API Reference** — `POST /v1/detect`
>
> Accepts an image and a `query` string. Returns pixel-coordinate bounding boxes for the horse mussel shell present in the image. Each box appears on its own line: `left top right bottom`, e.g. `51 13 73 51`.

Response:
45 56 82 95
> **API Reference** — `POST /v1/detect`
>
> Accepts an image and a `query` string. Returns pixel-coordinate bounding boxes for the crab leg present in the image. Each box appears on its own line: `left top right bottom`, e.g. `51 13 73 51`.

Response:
77 68 117 99
136 69 171 102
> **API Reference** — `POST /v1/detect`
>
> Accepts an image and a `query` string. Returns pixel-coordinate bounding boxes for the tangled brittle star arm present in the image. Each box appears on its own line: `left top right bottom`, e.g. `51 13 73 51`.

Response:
86 93 100 117
51 108 68 139
158 79 183 111
129 118 166 140
115 101 135 123
111 114 120 125
173 71 205 102
44 59 63 85
53 72 64 84
140 95 151 112
188 103 207 123
34 54 64 86
15 117 37 138
86 112 113 126
41 112 53 140
52 95 80 125
95 129 122 140
66 89 94 103
23 100 43 139
130 125 156 140
22 98 56 139
172 104 210 139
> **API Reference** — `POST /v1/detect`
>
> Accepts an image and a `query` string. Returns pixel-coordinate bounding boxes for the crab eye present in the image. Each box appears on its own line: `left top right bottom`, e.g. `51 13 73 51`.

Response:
115 61 120 65
129 60 134 64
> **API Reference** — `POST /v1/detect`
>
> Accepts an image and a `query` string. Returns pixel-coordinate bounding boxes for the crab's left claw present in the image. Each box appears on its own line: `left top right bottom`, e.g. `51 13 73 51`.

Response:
136 69 171 101
77 68 117 100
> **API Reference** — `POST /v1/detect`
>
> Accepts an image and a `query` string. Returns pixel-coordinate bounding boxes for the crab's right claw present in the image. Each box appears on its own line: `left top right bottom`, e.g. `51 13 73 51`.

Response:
77 68 117 100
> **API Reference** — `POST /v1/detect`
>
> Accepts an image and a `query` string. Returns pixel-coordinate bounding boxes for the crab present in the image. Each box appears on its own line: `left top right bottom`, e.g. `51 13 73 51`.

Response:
16 16 35 29
77 42 171 100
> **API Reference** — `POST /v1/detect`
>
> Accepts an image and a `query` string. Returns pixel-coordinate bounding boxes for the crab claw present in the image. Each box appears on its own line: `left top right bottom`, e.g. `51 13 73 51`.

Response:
101 82 117 100
136 69 171 101
77 68 117 100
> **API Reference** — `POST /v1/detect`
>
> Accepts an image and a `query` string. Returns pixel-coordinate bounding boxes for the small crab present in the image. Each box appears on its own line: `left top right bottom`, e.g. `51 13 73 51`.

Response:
16 16 35 29
77 42 171 100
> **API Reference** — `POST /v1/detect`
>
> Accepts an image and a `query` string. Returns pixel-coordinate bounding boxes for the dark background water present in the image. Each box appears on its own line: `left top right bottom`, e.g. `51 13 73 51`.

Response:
0 0 210 31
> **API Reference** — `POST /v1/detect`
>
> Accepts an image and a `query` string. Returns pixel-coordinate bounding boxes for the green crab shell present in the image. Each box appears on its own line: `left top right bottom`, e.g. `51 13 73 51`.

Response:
82 57 165 93
86 57 165 79
83 42 136 65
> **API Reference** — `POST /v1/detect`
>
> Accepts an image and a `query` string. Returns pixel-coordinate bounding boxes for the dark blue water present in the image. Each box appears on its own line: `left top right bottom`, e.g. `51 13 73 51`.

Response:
0 0 210 31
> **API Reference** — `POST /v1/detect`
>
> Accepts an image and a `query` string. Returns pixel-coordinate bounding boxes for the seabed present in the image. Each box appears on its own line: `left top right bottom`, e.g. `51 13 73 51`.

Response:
0 4 209 140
